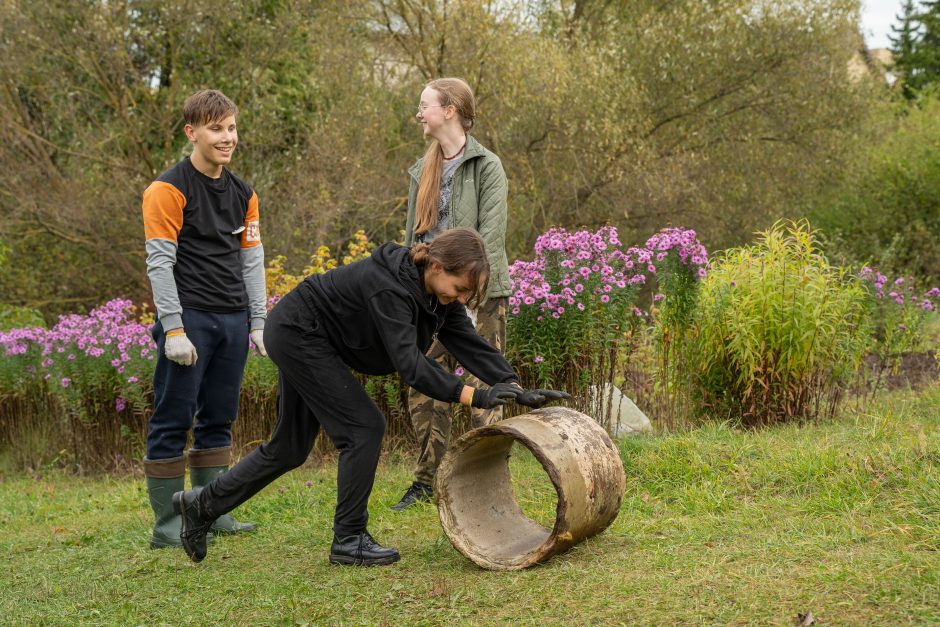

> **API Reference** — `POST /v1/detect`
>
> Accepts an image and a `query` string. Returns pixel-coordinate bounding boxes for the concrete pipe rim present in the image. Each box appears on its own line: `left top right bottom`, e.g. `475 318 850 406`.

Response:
435 420 571 571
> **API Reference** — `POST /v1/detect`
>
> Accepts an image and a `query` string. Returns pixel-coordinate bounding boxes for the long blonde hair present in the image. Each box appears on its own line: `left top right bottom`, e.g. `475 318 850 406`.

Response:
414 78 476 237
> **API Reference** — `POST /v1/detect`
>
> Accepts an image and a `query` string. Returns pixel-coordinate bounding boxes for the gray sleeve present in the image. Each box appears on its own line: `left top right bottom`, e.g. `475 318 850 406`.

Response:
145 238 183 330
241 244 267 331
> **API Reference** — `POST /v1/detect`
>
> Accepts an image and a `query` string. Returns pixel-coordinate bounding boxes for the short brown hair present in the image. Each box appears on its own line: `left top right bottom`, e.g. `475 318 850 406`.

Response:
410 227 490 308
183 90 238 126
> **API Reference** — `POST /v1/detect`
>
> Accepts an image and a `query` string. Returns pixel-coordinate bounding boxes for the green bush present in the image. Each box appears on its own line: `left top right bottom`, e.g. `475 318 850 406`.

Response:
810 96 940 283
689 221 870 426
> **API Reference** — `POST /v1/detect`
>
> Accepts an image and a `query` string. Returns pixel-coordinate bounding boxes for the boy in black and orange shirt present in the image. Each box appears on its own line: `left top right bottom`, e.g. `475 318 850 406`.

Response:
141 90 265 548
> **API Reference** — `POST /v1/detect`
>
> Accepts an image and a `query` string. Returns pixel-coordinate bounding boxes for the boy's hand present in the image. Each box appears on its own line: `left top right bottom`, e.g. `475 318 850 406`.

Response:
250 329 267 357
165 333 198 366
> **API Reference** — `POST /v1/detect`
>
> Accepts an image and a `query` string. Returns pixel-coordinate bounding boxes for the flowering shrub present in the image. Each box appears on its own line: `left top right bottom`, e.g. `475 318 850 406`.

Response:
646 228 709 278
3 223 935 471
0 231 391 470
0 299 155 415
858 266 940 375
506 226 646 421
265 229 376 302
645 227 709 328
644 228 710 428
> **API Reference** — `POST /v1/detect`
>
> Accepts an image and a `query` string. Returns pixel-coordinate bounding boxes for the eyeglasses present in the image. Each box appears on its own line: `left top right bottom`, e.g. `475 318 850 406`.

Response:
416 104 445 115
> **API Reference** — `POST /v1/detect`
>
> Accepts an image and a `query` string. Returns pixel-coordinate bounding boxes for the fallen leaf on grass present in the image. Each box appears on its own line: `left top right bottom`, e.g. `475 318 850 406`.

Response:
428 580 448 598
793 611 815 626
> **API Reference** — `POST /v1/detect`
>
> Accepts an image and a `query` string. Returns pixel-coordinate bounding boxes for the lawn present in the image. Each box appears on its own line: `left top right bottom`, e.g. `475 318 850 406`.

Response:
1 387 938 625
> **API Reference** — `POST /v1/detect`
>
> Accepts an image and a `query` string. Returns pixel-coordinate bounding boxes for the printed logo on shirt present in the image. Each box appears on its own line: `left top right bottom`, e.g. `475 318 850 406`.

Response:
246 221 260 242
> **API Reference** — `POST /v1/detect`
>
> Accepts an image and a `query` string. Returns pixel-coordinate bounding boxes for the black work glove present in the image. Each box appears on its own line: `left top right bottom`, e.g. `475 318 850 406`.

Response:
513 387 571 409
471 383 520 409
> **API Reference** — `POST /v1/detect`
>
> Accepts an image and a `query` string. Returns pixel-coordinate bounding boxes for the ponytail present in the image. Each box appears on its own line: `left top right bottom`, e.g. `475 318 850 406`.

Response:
411 242 431 265
414 141 444 236
410 228 489 308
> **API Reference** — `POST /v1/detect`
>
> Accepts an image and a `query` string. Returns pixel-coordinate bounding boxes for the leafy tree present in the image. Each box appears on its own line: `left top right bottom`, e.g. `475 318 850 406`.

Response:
809 96 940 282
891 0 940 96
0 0 883 318
0 1 411 318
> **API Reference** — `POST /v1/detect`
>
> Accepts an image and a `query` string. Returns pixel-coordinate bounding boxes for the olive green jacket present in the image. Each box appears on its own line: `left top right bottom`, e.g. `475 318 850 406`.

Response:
405 135 511 300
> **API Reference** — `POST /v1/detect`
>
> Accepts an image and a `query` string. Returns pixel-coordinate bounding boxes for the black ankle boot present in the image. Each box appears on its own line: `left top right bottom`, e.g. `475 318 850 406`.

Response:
329 531 400 566
172 486 215 563
390 481 433 511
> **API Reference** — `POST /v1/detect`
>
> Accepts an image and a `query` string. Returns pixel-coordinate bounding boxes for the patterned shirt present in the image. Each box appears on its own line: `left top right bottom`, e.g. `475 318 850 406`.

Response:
420 156 464 244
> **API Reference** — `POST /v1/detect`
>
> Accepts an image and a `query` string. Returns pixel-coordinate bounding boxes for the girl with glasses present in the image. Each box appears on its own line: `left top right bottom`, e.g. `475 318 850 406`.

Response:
392 77 514 511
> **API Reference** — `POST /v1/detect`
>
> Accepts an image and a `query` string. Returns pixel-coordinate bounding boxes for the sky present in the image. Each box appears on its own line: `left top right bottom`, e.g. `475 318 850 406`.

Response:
861 0 905 49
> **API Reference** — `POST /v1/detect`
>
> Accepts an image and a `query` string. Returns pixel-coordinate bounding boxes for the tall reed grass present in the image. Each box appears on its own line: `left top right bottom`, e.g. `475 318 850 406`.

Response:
689 220 870 426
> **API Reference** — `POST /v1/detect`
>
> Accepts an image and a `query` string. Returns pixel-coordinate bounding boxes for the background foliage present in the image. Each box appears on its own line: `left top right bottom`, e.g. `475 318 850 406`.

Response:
2 0 939 470
0 0 880 318
809 96 940 282
890 0 940 97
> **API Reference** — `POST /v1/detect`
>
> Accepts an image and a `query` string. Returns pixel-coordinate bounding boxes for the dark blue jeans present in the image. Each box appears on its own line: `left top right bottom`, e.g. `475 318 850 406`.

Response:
147 308 249 460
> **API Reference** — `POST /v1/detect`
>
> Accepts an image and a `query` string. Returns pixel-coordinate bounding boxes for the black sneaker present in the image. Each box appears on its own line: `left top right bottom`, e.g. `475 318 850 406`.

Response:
329 531 400 566
389 481 433 511
172 487 215 563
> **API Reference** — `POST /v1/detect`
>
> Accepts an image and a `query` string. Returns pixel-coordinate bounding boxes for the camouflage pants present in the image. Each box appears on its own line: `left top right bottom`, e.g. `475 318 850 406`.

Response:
409 297 507 485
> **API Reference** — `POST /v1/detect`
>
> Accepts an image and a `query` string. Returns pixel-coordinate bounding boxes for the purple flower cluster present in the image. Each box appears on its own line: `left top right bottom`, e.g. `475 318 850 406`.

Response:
860 267 939 312
0 299 155 382
509 226 709 320
508 226 647 318
644 228 709 279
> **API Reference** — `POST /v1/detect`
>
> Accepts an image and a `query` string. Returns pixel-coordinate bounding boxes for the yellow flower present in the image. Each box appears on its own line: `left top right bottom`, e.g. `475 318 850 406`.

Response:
267 231 376 300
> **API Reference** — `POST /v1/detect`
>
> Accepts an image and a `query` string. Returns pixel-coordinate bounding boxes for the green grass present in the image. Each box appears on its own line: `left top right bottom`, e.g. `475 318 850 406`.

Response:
2 388 938 625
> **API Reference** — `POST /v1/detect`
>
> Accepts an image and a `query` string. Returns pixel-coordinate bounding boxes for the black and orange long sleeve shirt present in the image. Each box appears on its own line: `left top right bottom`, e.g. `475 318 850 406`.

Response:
142 157 266 331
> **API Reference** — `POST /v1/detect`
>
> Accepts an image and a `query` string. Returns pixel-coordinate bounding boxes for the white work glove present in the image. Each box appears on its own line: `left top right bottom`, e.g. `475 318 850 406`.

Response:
250 329 267 357
165 333 198 366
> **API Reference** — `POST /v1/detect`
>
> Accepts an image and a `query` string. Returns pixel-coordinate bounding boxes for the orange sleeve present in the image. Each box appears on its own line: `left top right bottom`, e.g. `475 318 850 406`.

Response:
142 181 185 242
241 190 261 249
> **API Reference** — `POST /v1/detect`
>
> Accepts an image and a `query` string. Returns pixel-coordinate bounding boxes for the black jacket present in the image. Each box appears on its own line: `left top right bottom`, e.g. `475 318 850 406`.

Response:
296 242 517 402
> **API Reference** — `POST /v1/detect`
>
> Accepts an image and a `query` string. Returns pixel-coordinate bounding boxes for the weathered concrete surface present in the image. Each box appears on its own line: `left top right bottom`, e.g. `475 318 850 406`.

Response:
435 406 626 570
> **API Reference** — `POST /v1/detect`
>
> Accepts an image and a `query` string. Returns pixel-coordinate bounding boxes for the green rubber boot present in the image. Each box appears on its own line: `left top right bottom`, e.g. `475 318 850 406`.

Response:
144 456 185 549
188 446 257 535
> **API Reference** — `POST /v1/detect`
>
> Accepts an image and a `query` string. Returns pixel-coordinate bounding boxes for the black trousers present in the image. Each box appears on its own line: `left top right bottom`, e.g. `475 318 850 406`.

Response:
199 289 387 536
